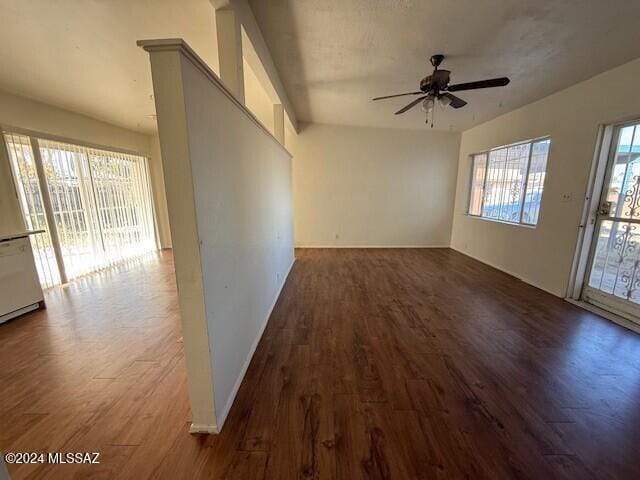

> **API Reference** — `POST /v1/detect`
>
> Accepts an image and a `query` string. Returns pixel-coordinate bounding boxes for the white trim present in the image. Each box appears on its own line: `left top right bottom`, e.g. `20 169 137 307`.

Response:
213 256 296 431
466 136 551 227
483 135 552 154
567 124 610 300
464 214 536 229
565 299 640 335
1 124 147 158
0 303 40 325
449 245 560 297
189 423 219 434
294 244 450 249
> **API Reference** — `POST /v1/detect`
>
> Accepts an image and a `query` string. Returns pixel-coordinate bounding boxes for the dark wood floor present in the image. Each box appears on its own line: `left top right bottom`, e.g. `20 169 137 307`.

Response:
2 249 640 479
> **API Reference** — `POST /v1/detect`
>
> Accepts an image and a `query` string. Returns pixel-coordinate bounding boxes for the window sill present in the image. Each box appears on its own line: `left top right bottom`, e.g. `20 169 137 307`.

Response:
464 213 537 229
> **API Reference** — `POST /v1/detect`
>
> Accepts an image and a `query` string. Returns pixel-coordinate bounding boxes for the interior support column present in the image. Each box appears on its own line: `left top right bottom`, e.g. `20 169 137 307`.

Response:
273 103 284 145
215 6 245 104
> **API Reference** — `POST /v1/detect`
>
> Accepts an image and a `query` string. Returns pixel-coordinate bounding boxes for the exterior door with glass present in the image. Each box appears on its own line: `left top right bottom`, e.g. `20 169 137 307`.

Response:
583 121 640 323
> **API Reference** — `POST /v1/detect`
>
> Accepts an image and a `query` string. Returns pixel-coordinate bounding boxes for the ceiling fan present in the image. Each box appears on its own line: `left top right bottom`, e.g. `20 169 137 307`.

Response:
372 54 510 127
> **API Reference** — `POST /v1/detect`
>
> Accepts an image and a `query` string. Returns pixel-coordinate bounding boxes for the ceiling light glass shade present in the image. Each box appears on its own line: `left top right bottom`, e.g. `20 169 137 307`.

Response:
438 95 452 108
421 96 435 113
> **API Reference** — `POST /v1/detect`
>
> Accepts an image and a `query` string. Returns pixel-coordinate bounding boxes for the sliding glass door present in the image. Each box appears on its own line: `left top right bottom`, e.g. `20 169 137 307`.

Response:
4 131 157 288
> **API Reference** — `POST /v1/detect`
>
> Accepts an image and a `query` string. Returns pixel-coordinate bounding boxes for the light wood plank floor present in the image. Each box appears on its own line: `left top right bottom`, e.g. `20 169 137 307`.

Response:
2 248 640 479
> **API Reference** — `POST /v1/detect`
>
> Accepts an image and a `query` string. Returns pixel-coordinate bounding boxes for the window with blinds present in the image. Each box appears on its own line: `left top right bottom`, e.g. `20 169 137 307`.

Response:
468 138 550 226
4 131 157 288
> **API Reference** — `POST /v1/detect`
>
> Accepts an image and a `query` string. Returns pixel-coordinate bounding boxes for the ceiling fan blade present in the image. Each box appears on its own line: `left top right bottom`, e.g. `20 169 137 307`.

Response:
447 77 510 92
441 92 467 109
395 96 427 115
372 91 423 101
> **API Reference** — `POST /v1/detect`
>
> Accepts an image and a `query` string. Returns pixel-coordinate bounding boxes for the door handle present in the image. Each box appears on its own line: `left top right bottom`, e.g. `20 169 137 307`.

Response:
598 201 612 217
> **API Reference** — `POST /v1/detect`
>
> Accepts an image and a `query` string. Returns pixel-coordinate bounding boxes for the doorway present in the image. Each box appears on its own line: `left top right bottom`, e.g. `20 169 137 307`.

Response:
580 121 640 324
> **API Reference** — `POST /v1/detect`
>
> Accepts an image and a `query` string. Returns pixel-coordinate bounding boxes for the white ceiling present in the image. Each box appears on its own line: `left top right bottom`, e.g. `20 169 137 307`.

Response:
0 0 220 134
2 1 639 136
249 0 640 132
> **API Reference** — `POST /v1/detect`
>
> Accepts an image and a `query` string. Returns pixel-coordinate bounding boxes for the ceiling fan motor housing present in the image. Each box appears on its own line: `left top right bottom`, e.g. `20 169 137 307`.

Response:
430 54 445 67
420 69 450 92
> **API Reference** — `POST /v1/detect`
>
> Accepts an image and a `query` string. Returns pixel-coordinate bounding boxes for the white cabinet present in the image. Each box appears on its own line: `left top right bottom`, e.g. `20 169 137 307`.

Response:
0 235 44 324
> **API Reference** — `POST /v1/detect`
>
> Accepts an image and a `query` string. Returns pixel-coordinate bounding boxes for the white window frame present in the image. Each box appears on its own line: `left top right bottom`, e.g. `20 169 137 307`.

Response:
3 125 159 288
467 136 551 227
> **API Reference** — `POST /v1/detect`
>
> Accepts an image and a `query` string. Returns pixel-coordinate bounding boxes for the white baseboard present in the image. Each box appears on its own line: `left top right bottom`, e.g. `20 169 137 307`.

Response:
295 244 450 249
449 245 561 297
189 423 219 434
213 256 296 431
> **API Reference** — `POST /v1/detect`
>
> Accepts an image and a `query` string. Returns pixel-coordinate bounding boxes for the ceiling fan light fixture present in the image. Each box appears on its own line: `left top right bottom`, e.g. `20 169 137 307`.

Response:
372 54 509 127
421 96 434 113
438 95 452 108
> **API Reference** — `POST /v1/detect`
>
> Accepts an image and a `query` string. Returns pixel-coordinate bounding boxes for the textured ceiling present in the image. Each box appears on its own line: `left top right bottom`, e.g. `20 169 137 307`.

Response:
2 1 639 135
249 0 640 132
0 0 219 134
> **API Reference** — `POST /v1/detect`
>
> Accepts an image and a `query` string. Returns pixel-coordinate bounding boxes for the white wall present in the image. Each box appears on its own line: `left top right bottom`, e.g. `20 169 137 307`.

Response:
149 133 172 248
451 58 640 297
0 90 171 246
143 40 295 431
288 123 460 247
243 57 274 133
184 50 294 429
